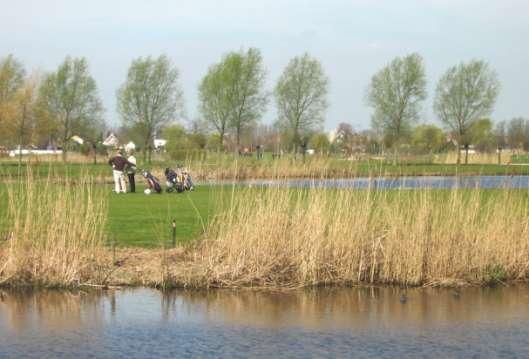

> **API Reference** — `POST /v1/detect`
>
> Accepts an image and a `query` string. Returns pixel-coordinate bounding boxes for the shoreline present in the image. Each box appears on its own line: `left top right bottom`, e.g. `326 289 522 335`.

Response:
0 247 519 291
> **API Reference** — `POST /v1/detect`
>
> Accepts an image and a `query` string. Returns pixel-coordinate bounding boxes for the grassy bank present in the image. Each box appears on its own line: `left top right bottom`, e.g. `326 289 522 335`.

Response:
0 174 107 287
160 187 529 288
0 181 215 248
2 172 529 288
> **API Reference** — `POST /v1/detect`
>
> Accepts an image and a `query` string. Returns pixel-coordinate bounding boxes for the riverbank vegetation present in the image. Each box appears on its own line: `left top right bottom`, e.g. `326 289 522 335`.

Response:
181 186 529 288
2 173 529 289
0 173 106 287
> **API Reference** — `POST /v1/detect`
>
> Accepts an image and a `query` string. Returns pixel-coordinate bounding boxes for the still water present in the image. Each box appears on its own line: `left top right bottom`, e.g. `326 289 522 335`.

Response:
234 175 529 189
1 286 529 358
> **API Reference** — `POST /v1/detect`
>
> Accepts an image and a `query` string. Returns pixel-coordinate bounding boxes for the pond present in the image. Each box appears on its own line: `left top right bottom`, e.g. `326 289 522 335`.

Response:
229 175 529 189
1 285 529 358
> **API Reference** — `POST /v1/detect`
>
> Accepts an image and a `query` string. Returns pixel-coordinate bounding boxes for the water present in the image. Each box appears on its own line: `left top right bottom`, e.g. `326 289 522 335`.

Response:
227 175 529 189
1 286 529 358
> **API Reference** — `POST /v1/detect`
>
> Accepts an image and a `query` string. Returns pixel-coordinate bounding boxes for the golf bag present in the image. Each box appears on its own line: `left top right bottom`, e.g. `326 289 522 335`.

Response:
165 168 184 193
141 170 162 193
165 167 195 193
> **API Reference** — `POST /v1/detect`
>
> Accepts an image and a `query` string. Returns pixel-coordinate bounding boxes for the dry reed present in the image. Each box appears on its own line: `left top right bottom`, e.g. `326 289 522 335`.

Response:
3 168 529 289
175 186 529 288
0 171 107 287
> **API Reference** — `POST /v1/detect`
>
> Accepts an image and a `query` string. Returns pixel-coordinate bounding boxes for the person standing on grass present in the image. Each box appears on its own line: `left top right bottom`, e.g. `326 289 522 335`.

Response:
126 150 137 193
108 149 132 193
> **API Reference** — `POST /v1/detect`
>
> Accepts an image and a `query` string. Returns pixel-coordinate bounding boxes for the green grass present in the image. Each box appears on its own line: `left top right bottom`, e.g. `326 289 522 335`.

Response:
4 157 529 248
107 184 218 247
3 176 529 249
512 154 529 164
3 159 529 179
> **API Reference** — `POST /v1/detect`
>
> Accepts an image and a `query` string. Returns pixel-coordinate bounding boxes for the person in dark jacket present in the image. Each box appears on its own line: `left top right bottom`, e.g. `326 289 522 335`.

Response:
108 149 133 193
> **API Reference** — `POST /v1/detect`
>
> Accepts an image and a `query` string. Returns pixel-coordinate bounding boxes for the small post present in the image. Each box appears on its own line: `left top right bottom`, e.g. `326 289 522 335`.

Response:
171 219 177 248
112 234 116 265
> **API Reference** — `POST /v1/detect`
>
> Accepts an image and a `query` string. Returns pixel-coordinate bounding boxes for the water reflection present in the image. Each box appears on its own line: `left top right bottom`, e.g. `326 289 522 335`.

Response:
162 286 529 329
0 289 107 333
1 286 529 357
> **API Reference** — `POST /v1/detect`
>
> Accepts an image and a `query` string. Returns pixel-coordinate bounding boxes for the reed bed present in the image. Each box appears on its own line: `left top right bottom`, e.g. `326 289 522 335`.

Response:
2 169 529 289
0 172 107 287
188 156 365 181
175 186 529 288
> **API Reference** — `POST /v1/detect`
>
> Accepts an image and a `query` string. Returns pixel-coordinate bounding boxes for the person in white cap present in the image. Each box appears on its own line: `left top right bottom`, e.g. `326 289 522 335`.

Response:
126 149 137 193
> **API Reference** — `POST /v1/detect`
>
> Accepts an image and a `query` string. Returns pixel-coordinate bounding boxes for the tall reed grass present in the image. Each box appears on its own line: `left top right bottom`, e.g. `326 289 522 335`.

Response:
0 171 107 287
181 186 529 288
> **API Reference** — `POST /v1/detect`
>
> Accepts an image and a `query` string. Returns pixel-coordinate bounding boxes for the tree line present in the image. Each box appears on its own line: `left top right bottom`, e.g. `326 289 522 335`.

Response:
0 50 525 163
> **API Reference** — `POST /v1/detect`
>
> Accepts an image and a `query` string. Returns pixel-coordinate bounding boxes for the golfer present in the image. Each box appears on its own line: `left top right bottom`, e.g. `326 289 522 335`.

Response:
126 150 137 193
108 149 132 193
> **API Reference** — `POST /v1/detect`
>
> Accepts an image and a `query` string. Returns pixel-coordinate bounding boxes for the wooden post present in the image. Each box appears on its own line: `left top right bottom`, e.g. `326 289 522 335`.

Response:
112 234 116 265
171 219 177 248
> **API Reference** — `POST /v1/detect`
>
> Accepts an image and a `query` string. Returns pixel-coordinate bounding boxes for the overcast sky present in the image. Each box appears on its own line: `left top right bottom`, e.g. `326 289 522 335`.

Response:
1 0 528 130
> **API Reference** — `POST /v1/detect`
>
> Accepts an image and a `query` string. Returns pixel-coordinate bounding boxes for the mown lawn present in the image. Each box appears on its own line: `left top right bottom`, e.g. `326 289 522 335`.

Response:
106 184 220 247
3 159 529 179
0 180 225 248
3 175 529 249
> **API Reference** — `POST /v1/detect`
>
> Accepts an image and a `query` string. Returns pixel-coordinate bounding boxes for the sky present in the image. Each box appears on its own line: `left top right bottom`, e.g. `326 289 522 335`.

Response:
1 0 528 131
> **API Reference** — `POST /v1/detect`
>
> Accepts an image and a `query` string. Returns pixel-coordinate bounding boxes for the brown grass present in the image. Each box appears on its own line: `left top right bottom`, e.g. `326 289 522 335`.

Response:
0 172 107 287
164 186 529 288
3 171 529 289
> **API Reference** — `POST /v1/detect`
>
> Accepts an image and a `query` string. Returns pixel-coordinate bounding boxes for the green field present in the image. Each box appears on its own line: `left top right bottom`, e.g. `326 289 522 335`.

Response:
2 159 529 179
0 179 222 248
106 184 216 247
4 158 529 249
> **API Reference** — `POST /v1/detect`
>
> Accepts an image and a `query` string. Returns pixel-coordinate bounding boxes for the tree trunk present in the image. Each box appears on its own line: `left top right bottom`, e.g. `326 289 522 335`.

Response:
93 143 97 165
18 104 26 168
393 138 399 165
236 126 241 153
219 131 224 152
62 113 70 163
465 146 469 165
62 144 68 162
497 147 501 165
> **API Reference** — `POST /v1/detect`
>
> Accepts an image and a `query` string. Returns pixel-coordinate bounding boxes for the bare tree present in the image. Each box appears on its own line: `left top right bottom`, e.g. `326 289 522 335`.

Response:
506 117 529 152
367 53 427 163
434 60 500 164
38 56 104 161
274 53 328 155
117 55 184 162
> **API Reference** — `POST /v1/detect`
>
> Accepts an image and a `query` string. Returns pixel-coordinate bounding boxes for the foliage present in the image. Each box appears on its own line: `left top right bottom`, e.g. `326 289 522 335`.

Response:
467 118 496 153
117 55 183 162
434 60 500 164
0 55 26 146
503 117 529 151
411 124 445 154
163 124 208 160
37 56 104 159
367 53 427 158
275 53 328 153
199 48 267 149
309 132 330 155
